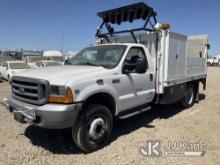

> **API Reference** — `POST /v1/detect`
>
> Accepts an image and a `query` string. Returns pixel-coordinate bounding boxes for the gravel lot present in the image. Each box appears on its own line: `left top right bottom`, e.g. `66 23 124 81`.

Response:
0 67 220 165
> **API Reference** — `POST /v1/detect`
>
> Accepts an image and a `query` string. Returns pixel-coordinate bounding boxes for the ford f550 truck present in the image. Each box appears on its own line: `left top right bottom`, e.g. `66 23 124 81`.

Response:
7 3 209 152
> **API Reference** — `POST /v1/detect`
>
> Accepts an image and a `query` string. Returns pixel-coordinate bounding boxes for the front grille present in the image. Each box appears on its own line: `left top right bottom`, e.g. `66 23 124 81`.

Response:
11 76 49 105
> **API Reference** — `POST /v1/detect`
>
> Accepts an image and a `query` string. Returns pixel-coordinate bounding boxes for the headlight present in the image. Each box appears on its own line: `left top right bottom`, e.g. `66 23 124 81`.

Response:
50 86 66 96
49 86 73 104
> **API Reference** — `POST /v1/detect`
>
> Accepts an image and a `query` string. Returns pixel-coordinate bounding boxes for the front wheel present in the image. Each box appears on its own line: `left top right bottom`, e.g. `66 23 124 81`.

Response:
72 104 113 153
179 85 195 108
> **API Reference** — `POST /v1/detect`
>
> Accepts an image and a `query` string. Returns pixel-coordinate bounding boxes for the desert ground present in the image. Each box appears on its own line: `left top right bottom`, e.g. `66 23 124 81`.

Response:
0 67 220 165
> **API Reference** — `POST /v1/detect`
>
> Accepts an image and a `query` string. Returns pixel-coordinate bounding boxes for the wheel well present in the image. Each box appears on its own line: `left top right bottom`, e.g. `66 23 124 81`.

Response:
82 93 116 115
186 80 200 98
187 80 199 89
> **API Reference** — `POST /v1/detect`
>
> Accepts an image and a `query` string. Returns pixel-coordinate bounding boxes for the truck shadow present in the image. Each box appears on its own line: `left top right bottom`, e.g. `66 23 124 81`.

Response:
24 94 205 155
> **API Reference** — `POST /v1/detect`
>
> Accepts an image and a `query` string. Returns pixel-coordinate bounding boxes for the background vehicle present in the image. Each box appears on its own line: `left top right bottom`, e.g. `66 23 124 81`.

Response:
0 61 31 81
207 57 220 66
35 60 62 68
7 3 209 152
0 50 19 62
43 50 63 62
0 62 2 79
63 51 77 65
22 50 44 68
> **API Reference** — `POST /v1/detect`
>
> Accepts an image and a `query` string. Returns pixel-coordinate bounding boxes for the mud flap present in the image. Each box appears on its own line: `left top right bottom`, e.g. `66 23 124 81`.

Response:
195 82 200 103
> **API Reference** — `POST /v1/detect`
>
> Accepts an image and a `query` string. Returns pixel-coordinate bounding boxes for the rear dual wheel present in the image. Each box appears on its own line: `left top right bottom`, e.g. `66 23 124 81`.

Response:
179 85 195 108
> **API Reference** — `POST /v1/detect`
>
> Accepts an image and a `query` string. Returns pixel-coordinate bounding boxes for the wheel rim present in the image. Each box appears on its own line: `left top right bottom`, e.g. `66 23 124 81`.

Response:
86 114 107 143
187 88 194 105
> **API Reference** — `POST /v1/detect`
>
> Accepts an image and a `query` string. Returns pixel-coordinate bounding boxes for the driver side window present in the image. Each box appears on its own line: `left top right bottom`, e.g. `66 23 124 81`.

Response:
124 47 148 68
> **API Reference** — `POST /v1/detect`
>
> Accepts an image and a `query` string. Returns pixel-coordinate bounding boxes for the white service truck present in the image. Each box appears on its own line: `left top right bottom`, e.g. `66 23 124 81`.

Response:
207 57 219 66
7 3 209 152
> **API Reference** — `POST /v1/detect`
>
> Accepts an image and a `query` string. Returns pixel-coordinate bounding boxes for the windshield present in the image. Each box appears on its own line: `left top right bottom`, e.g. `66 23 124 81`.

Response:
70 45 127 69
44 61 61 66
9 63 31 69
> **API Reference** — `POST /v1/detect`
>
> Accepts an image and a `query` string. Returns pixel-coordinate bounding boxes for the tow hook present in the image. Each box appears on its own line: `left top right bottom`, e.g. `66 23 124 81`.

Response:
13 110 34 124
14 112 26 123
13 107 36 124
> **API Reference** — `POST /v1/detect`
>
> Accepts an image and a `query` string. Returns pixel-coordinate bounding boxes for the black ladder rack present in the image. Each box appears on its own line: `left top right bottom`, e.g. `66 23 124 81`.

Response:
96 2 158 43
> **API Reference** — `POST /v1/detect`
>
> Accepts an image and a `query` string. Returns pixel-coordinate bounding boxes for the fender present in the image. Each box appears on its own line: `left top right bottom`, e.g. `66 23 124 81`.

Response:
74 83 119 114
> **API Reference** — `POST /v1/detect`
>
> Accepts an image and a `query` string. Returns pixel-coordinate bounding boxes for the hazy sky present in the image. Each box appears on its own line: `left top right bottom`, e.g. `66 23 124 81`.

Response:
0 0 219 55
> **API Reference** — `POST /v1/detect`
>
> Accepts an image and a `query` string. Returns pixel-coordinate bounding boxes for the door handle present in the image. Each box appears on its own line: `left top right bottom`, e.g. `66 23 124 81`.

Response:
112 79 120 84
150 74 153 81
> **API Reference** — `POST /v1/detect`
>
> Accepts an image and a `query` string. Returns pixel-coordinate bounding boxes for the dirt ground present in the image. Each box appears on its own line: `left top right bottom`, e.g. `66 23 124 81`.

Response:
0 67 220 165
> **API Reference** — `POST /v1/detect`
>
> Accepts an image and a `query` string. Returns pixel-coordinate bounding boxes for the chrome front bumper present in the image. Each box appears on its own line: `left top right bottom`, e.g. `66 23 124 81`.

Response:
8 97 82 129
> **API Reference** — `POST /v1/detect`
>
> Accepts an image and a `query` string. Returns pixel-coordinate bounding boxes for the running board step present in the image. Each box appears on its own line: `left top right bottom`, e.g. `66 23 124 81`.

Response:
118 106 151 119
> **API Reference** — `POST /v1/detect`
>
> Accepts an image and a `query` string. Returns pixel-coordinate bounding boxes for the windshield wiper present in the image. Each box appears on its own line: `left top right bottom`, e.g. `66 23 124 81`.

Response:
78 62 99 66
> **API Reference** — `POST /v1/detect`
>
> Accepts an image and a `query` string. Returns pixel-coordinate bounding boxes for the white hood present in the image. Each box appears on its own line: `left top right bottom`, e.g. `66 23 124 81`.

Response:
15 65 110 85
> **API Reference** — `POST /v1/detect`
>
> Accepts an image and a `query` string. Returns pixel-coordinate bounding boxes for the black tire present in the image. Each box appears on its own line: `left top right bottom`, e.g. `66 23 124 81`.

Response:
179 85 195 108
72 104 113 153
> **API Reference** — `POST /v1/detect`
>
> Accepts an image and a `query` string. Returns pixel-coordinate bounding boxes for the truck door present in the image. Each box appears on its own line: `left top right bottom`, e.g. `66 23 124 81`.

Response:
117 46 155 111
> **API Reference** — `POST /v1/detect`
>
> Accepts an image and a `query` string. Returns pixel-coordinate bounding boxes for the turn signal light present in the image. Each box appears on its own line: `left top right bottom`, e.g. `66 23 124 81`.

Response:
160 23 170 30
49 87 73 104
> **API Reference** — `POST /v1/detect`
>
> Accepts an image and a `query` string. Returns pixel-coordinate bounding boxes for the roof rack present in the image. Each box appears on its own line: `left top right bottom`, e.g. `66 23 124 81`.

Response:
96 2 157 43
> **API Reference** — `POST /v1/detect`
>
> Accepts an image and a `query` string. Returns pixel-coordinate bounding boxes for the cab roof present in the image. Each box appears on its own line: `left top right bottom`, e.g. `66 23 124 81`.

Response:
90 43 145 48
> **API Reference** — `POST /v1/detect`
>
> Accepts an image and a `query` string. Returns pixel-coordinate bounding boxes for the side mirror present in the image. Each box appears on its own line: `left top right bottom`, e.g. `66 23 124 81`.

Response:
2 67 7 70
122 58 146 74
135 58 146 74
64 60 72 65
206 44 210 50
122 63 134 74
